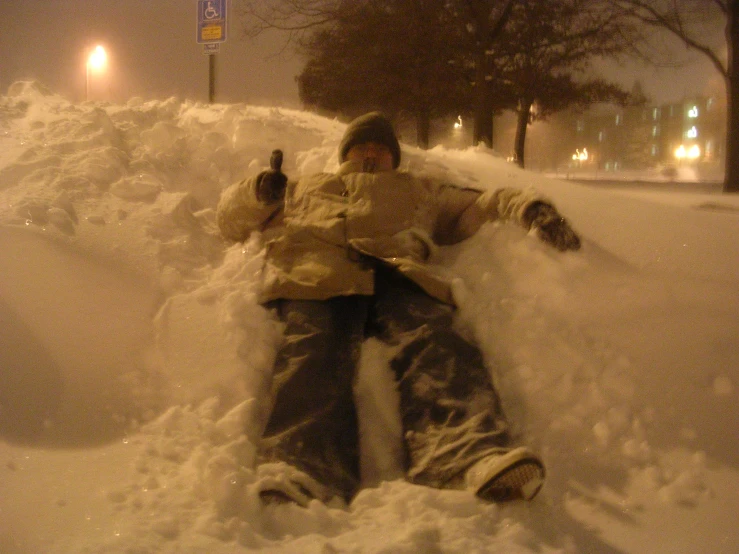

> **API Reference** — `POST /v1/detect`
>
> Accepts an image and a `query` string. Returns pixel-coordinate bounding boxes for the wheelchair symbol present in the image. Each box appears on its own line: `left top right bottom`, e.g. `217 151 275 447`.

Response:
204 1 219 20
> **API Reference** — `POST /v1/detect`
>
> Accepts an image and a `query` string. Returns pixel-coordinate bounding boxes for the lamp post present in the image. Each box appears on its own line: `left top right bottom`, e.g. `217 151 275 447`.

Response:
86 45 107 101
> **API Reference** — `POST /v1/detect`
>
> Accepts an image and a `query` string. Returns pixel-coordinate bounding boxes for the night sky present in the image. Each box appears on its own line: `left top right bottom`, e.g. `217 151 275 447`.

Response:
0 0 726 106
0 0 303 105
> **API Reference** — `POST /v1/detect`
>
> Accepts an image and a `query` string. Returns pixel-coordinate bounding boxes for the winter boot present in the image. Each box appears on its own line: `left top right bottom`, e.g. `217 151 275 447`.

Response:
465 447 545 502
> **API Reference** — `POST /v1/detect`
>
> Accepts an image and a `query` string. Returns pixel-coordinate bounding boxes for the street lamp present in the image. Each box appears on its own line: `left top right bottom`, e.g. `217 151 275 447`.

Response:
572 148 589 163
674 144 701 164
86 45 107 101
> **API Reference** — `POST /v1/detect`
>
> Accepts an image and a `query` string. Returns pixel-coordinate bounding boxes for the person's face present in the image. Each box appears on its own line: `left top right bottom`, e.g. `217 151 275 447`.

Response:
346 142 394 172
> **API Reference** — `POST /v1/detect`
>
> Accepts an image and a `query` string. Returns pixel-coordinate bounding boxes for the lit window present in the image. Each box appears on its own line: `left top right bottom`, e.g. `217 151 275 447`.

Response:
615 114 622 125
652 107 660 120
598 131 604 142
651 144 658 156
688 106 699 118
687 126 698 139
652 125 659 137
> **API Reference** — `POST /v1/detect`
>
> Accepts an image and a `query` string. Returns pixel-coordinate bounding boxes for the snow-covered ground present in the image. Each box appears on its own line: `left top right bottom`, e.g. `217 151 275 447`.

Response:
1 81 738 554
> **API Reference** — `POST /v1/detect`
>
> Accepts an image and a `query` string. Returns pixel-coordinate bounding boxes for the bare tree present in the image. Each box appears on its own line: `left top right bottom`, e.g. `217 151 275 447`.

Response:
236 0 354 41
237 0 517 148
609 0 738 192
297 0 468 148
496 0 633 168
235 0 635 161
451 0 517 148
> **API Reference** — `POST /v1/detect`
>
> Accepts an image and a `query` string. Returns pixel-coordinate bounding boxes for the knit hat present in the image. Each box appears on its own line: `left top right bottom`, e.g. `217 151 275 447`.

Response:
339 112 401 169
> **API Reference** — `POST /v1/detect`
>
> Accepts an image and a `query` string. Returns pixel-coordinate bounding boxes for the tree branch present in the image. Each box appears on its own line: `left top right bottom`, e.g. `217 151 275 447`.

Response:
610 0 728 77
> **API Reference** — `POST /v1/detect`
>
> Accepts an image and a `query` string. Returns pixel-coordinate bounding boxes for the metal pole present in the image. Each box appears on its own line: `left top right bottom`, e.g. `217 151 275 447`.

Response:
208 53 216 103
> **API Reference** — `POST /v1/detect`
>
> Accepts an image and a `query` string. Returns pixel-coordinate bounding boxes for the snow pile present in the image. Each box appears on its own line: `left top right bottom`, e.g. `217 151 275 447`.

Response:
1 81 738 553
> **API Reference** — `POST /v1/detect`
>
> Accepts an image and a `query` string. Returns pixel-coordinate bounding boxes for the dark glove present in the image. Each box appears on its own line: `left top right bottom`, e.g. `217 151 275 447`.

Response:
255 149 288 203
524 202 581 251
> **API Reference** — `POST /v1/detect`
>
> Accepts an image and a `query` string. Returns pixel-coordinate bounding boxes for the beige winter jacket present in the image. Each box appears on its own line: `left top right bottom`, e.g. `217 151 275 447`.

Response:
217 160 548 305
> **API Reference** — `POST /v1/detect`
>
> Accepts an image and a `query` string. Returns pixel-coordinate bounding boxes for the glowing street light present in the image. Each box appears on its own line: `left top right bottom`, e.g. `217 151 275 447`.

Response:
86 45 107 101
674 144 701 161
572 148 589 162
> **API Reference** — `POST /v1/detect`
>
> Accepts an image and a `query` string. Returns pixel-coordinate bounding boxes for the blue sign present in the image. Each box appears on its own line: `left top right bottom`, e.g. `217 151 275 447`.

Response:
197 0 227 44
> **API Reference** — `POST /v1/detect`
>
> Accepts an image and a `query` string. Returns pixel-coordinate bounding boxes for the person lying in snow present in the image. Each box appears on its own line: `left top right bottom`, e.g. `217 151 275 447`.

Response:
216 112 581 507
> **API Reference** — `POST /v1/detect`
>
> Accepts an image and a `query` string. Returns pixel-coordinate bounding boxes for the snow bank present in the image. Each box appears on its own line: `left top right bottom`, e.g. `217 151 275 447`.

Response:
1 82 738 553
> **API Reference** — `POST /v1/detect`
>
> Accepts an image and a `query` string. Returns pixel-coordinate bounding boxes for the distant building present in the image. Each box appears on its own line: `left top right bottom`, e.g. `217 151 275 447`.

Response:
565 95 725 172
488 94 725 176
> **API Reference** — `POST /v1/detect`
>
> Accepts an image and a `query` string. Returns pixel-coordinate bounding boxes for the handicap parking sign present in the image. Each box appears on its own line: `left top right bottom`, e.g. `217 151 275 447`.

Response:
197 0 227 44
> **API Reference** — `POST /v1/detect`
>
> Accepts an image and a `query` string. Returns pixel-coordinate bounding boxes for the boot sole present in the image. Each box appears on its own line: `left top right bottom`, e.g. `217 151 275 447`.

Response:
475 452 546 502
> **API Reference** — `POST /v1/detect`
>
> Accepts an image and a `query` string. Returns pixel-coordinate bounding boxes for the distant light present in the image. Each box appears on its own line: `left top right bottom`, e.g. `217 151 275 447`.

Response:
572 148 588 162
688 106 699 118
88 45 107 71
674 144 701 160
687 126 698 139
453 115 463 129
85 45 108 101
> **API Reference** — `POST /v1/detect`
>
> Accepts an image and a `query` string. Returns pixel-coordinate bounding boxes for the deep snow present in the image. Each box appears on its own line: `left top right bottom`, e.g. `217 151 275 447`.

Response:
1 81 738 553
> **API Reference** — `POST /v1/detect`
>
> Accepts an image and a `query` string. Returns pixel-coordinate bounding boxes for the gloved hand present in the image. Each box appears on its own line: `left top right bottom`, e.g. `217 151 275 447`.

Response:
255 149 288 203
524 202 581 251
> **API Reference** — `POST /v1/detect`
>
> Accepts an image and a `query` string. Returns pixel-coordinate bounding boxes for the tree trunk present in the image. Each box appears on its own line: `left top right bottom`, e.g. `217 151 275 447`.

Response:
724 1 739 193
467 0 516 150
472 52 494 148
416 108 431 150
513 99 531 168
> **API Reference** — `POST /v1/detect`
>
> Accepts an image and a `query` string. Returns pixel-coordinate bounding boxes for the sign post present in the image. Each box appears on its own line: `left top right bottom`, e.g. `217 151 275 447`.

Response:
196 0 227 103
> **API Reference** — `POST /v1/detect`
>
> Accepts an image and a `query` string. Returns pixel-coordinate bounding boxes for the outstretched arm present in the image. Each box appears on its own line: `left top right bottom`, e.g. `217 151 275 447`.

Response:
440 186 581 251
216 149 288 242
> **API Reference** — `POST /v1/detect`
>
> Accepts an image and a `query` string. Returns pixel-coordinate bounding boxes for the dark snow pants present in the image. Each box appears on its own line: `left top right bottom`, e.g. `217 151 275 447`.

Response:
258 266 510 502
